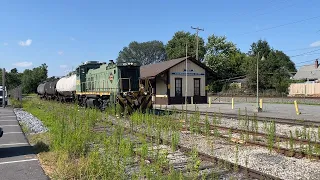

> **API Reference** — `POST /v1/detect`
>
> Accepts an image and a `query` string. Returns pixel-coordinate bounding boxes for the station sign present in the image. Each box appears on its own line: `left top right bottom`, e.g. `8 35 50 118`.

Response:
171 72 205 76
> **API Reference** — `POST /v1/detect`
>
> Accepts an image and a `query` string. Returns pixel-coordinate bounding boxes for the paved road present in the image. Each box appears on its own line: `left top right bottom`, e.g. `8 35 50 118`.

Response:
154 102 320 122
0 108 48 180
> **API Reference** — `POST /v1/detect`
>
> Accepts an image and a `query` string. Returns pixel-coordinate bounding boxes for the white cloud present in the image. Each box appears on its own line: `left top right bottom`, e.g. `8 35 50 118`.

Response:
310 41 320 47
60 65 67 69
18 39 32 46
58 51 64 55
13 61 33 67
3 42 8 46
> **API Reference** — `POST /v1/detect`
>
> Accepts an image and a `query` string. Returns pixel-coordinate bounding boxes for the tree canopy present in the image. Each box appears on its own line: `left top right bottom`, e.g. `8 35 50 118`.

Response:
204 34 248 92
21 63 48 93
246 40 296 93
204 34 245 78
0 64 48 94
117 40 167 65
165 31 205 60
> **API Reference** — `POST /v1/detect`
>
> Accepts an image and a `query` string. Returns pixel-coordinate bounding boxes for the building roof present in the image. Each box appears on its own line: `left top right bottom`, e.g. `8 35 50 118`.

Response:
293 64 320 80
140 57 215 79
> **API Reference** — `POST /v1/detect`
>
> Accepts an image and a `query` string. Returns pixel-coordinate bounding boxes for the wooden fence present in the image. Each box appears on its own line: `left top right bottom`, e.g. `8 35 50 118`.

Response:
288 83 320 97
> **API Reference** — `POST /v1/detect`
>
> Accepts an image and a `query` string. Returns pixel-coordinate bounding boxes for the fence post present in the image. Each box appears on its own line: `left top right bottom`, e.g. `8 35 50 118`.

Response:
208 97 211 107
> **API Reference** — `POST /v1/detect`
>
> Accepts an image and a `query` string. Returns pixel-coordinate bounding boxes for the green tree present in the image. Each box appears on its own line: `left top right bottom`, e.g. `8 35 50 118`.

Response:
204 34 242 78
117 40 167 65
165 31 205 60
248 39 271 57
246 40 296 94
204 34 247 92
21 64 48 93
6 68 22 90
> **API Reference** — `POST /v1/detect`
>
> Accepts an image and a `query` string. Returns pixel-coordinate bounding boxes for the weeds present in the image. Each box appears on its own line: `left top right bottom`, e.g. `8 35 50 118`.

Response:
266 121 276 153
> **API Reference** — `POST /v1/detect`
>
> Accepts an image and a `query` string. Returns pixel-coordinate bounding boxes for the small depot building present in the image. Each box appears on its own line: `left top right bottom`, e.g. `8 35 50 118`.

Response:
140 57 214 105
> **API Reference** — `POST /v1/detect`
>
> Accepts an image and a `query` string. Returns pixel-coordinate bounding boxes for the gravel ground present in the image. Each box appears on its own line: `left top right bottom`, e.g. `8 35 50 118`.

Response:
180 113 320 141
212 116 319 140
13 108 48 134
106 116 248 179
179 132 320 180
108 115 320 180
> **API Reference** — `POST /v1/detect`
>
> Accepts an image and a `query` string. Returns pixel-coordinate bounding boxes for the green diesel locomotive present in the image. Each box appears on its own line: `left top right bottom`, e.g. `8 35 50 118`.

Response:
75 60 153 113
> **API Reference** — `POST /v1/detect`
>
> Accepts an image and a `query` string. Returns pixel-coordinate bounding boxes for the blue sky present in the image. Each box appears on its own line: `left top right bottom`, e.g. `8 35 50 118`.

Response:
0 0 320 76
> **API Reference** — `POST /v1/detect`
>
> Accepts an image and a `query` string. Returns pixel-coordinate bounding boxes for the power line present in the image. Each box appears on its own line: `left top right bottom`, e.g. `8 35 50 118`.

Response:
232 0 288 17
239 15 320 35
284 46 320 52
289 48 320 58
294 58 319 65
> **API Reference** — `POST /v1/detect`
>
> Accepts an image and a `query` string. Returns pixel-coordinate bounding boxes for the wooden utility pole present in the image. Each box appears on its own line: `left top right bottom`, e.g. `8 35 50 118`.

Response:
191 26 204 61
2 68 5 108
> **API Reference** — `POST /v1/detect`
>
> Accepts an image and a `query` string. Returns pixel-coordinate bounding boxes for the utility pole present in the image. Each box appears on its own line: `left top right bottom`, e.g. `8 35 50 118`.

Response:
185 42 188 107
2 68 5 108
191 26 204 61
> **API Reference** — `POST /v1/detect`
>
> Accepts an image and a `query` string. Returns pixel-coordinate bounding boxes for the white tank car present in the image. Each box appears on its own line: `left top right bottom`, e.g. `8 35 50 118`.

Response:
56 74 76 97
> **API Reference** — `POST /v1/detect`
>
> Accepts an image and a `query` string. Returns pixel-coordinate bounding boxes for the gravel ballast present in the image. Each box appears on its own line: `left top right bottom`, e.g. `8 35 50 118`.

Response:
108 115 320 180
14 108 48 134
179 132 320 180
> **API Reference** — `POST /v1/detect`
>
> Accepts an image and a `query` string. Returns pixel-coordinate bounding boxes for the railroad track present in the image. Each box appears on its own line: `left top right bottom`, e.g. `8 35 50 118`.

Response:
164 110 320 160
136 108 320 159
178 120 320 160
154 108 320 127
94 118 282 179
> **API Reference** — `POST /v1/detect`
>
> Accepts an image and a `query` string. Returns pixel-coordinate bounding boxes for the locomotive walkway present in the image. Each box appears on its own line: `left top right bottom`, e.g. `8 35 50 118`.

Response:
0 108 48 180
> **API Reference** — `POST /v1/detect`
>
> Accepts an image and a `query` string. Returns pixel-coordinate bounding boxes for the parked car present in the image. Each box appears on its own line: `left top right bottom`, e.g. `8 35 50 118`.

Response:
0 86 8 106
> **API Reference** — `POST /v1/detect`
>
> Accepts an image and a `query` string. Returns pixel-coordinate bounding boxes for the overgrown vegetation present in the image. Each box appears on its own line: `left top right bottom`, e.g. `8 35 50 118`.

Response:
20 97 320 179
21 98 203 179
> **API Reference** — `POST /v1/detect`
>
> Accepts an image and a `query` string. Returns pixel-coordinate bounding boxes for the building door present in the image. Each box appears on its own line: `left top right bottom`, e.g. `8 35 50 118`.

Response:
175 78 182 97
194 78 200 96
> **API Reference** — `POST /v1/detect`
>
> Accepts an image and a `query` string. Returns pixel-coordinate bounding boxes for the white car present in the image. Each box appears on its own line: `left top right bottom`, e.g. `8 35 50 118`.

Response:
0 86 8 106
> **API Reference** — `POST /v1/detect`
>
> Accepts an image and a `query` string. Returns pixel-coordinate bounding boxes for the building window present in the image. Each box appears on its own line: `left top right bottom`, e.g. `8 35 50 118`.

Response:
194 78 200 96
175 78 182 97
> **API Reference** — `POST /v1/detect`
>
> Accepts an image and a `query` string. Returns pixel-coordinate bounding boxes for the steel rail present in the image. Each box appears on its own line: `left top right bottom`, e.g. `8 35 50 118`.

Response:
93 120 282 179
155 108 320 127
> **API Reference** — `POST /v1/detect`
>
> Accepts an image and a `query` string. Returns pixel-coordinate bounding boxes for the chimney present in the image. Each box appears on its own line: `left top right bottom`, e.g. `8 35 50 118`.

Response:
315 59 319 69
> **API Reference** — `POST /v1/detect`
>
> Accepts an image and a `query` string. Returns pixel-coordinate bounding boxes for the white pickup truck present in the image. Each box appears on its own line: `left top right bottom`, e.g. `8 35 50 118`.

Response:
0 86 8 106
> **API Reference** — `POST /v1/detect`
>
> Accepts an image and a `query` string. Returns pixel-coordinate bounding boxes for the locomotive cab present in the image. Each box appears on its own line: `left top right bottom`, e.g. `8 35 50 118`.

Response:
117 62 140 92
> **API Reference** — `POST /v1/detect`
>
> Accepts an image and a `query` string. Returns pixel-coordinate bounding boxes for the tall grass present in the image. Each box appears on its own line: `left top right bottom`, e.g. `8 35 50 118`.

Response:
23 98 188 179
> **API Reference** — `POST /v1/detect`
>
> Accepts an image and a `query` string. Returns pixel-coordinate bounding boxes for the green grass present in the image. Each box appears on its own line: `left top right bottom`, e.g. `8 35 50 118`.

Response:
20 97 197 179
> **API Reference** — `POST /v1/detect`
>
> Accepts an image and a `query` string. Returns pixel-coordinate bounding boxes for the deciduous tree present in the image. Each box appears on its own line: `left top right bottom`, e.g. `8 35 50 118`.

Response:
165 31 205 60
21 64 48 93
117 40 167 65
246 40 296 93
